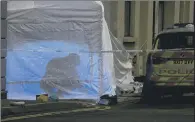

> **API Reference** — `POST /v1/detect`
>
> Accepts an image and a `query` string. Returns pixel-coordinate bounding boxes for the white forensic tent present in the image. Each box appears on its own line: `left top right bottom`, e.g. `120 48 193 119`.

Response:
6 1 135 101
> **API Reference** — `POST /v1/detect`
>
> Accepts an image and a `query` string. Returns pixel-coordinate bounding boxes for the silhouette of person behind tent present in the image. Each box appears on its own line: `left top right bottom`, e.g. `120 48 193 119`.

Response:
40 53 81 97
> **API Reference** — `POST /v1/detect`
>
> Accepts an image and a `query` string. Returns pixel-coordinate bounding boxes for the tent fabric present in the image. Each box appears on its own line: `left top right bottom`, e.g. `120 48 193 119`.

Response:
6 1 134 101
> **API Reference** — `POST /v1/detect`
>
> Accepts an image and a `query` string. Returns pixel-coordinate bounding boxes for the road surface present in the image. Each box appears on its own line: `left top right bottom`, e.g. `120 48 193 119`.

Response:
2 96 194 122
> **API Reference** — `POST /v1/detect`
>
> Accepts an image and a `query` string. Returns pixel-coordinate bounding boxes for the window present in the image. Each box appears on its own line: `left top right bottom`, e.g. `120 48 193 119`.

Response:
158 1 165 31
124 1 131 37
156 32 194 49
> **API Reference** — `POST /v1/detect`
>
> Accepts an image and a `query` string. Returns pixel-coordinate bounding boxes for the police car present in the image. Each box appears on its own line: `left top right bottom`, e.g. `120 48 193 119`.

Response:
142 23 194 102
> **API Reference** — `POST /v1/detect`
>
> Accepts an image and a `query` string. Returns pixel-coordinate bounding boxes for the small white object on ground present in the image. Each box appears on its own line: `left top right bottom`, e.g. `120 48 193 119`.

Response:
132 81 143 94
117 81 143 96
10 101 25 106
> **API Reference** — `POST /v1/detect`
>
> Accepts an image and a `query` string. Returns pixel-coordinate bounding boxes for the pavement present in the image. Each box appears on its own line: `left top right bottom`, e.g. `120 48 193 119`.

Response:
1 99 96 117
1 95 194 122
1 92 141 118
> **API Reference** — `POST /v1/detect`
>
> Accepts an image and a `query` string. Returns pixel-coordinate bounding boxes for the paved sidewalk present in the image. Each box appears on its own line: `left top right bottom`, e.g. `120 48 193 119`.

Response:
1 100 96 118
1 94 142 118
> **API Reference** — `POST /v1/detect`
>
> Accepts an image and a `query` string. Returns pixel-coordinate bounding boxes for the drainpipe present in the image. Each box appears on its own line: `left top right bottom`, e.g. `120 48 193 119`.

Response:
1 0 8 99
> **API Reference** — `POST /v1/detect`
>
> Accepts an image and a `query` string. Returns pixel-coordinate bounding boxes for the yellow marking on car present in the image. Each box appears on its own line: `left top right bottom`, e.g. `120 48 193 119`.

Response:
152 51 194 58
1 106 111 122
151 75 194 82
156 82 193 86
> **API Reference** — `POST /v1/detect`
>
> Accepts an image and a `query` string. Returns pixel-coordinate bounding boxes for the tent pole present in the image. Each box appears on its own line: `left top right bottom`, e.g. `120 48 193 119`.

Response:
89 53 93 87
99 51 103 98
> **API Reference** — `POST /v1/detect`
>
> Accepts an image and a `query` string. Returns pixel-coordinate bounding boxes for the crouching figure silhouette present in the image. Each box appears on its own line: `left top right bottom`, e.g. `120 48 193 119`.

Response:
40 53 81 97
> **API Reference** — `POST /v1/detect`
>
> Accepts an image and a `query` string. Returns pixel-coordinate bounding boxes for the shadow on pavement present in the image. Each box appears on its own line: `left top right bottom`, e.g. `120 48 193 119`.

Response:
119 95 194 110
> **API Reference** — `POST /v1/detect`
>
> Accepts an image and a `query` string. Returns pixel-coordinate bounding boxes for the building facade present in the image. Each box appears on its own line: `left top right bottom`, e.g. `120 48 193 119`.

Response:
103 1 194 76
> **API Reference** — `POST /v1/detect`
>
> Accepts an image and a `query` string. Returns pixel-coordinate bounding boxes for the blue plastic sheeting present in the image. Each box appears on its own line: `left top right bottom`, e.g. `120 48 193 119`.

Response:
6 41 112 100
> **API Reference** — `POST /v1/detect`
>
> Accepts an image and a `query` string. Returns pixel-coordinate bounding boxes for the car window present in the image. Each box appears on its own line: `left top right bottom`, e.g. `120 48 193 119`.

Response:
156 32 194 49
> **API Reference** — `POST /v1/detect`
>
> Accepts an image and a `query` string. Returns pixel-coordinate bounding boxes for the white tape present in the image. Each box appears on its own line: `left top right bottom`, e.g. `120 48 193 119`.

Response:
1 49 166 53
7 81 40 84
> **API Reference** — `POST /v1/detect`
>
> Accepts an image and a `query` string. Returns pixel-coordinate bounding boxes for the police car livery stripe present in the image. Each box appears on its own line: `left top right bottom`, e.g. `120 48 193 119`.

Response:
152 51 165 57
152 51 194 58
150 74 194 82
186 76 194 80
156 82 194 86
171 51 194 58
